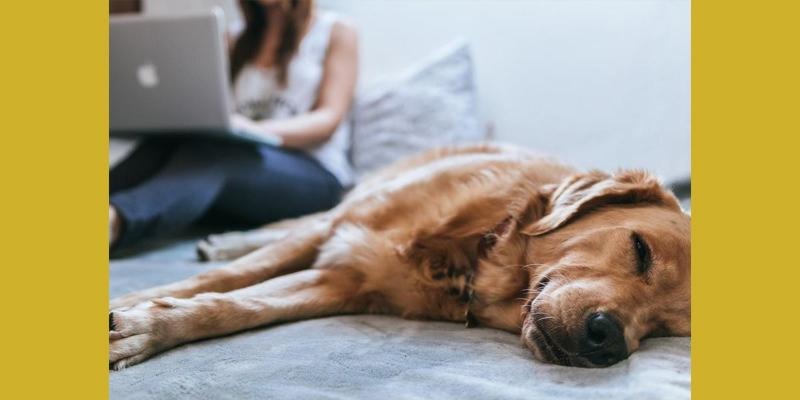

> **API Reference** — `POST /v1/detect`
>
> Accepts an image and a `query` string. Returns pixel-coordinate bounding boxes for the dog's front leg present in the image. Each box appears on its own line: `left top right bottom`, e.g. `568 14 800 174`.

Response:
110 220 330 310
109 267 364 370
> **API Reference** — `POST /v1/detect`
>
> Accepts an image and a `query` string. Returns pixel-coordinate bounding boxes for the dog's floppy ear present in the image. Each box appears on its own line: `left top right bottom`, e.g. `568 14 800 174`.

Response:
522 170 681 236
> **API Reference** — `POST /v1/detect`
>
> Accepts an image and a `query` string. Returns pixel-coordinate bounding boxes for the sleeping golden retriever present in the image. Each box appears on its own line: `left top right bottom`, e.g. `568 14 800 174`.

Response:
109 143 690 370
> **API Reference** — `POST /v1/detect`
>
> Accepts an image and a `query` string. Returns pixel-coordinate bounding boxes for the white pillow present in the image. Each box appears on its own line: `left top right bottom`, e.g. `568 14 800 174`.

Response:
350 40 486 179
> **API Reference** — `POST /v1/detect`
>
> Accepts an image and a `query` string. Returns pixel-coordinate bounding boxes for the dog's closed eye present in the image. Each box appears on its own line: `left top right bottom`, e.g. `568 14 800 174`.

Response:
631 232 652 275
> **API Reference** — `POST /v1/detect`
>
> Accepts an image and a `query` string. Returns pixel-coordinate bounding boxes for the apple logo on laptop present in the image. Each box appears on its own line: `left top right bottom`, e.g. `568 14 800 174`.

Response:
136 63 159 88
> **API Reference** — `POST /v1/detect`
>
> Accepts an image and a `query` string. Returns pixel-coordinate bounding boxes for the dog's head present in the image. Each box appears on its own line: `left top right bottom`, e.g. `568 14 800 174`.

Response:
519 170 690 367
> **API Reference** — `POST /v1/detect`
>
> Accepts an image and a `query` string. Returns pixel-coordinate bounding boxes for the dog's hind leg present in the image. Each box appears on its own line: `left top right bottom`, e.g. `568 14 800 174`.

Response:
196 228 288 262
110 216 331 310
109 267 367 370
196 212 326 262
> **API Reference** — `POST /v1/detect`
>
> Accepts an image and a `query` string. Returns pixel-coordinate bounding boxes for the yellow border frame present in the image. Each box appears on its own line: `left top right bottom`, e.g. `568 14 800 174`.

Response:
692 0 799 398
2 1 108 398
3 0 799 398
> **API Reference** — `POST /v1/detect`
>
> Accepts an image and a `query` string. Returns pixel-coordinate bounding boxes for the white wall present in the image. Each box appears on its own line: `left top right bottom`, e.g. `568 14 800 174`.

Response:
319 0 690 182
142 0 690 181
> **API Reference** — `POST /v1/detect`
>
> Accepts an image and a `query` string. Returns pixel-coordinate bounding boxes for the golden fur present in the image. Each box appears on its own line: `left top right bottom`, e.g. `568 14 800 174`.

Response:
109 143 690 369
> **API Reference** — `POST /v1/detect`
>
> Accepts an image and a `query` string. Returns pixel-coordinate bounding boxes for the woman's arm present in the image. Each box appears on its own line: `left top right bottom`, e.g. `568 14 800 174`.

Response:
254 20 359 149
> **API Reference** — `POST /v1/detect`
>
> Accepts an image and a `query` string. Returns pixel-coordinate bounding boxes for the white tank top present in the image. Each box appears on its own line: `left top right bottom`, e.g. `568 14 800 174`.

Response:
232 11 354 187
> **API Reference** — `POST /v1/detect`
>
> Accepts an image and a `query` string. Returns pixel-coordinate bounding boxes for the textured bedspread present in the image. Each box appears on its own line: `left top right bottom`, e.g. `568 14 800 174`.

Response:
109 238 690 400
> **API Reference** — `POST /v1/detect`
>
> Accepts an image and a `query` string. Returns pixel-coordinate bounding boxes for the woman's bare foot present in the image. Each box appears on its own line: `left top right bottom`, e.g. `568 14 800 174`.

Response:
110 205 121 246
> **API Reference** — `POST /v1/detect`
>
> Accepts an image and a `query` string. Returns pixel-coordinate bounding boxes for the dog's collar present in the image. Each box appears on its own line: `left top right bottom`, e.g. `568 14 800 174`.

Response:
464 284 479 328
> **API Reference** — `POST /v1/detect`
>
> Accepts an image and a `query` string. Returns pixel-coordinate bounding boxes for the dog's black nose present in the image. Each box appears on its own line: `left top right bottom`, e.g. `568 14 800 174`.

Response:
580 312 628 366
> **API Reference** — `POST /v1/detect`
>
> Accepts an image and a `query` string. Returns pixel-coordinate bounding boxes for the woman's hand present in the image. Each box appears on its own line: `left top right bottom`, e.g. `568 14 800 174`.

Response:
231 113 261 133
231 113 283 146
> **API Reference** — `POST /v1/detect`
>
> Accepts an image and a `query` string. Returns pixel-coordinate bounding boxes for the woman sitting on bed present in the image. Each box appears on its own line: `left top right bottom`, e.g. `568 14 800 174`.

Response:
109 0 358 248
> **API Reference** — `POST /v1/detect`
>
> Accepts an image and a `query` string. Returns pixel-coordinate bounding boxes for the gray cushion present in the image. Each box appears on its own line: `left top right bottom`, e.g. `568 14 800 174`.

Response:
350 40 487 179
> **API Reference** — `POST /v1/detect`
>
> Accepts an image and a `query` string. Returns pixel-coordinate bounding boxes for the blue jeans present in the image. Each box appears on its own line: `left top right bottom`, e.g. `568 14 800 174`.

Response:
110 138 342 248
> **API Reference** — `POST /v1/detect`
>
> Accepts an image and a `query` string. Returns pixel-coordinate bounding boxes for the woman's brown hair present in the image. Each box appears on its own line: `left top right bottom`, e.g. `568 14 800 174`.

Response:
230 0 314 86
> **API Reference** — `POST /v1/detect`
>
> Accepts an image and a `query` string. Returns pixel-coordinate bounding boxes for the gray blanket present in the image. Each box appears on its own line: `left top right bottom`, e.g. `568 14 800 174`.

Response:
110 238 690 400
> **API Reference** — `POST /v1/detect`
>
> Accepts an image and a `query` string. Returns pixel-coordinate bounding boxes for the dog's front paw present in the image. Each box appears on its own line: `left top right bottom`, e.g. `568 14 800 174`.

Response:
108 298 183 370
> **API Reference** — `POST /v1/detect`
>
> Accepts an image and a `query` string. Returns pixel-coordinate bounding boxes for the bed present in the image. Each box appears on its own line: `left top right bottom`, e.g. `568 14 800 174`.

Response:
109 236 690 400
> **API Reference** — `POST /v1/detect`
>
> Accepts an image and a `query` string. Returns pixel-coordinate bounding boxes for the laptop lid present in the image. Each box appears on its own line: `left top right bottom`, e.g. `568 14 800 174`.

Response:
110 10 232 133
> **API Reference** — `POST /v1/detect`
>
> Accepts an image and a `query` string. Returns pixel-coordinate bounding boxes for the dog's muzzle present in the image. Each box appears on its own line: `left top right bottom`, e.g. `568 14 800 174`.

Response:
528 311 629 367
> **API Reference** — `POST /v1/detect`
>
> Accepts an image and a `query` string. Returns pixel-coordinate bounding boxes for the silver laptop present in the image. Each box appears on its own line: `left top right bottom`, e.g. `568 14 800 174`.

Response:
110 10 280 146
